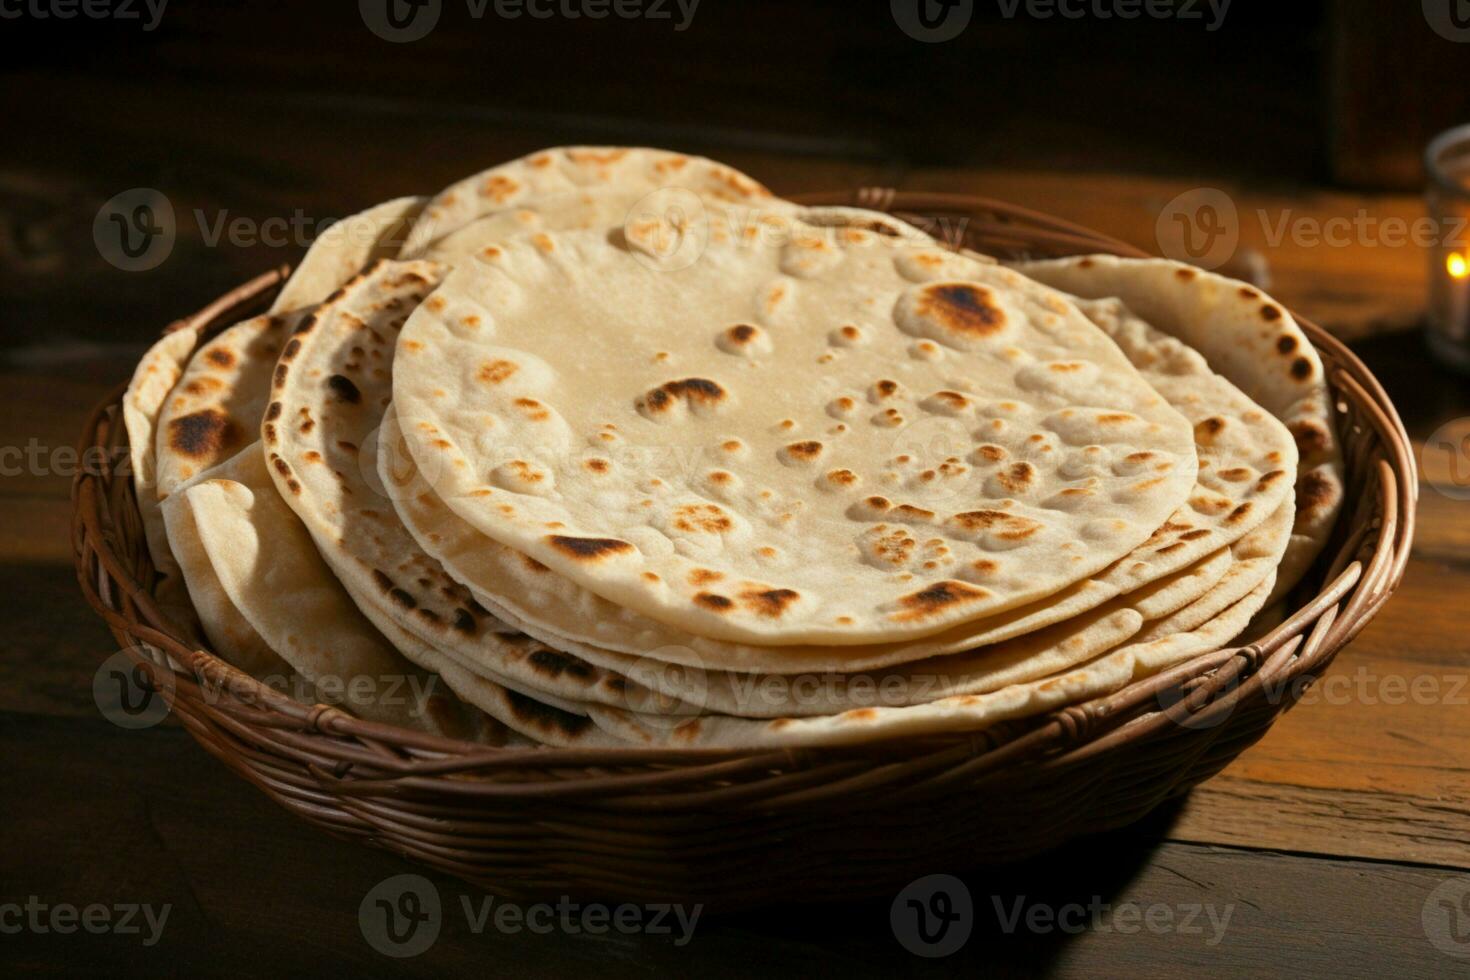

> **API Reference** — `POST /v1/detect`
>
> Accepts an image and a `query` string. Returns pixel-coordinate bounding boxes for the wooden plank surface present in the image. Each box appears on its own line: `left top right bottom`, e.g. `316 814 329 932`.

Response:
2 715 1466 979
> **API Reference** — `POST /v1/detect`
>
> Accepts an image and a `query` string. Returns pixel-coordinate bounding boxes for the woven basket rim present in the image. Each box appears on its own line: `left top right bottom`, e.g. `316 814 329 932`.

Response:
72 188 1416 783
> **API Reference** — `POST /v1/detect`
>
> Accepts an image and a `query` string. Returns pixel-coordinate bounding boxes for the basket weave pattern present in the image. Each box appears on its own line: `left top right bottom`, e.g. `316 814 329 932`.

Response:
71 192 1415 908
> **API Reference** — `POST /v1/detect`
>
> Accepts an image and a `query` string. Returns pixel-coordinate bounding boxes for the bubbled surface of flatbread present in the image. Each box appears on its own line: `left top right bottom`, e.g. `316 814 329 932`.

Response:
392 222 1200 645
399 146 783 258
381 271 1296 671
1015 255 1343 602
155 311 308 497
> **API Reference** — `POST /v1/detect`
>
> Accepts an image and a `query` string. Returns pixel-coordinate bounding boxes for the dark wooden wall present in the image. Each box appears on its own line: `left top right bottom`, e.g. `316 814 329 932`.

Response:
7 0 1330 179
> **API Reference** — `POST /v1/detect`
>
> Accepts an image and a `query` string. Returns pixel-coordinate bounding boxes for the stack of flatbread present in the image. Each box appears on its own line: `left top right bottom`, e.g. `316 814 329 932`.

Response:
123 147 1345 749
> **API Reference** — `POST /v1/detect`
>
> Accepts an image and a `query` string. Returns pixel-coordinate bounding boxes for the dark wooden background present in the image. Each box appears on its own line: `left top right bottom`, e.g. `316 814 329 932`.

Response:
3 2 1470 976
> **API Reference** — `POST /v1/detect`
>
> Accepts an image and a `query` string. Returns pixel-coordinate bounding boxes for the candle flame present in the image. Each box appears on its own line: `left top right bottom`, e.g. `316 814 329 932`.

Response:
1450 252 1469 280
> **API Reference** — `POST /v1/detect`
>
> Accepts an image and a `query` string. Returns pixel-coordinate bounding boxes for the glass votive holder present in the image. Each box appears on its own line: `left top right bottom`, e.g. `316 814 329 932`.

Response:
1426 123 1470 373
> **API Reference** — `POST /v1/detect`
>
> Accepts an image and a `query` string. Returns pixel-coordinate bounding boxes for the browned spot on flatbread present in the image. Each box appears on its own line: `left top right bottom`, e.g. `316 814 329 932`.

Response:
368 569 417 609
505 690 593 737
994 461 1036 493
930 390 971 410
1255 470 1289 492
975 444 1007 463
204 347 235 369
1194 417 1226 443
694 592 734 611
913 283 1007 337
545 535 635 561
891 580 992 622
1261 304 1284 322
512 398 550 421
1226 502 1253 525
740 587 799 618
784 440 823 462
949 510 1042 540
167 410 239 460
673 503 733 534
452 608 477 634
688 568 724 586
182 377 222 396
1277 335 1298 354
529 647 594 680
1290 419 1329 455
327 374 361 404
478 359 518 384
479 174 520 202
638 377 727 414
1175 267 1198 281
1298 468 1338 519
1290 357 1314 381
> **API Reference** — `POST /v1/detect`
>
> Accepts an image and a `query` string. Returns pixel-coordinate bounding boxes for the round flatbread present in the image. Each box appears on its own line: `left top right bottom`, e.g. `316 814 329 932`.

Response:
399 146 782 258
391 223 1202 646
1014 255 1343 600
381 271 1296 673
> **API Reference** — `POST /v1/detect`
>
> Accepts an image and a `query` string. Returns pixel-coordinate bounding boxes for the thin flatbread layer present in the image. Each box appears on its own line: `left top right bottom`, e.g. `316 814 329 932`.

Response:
177 446 502 741
160 486 290 679
588 573 1278 749
391 224 1200 646
1014 255 1343 600
155 310 310 496
387 407 1289 717
382 267 1294 669
262 259 679 716
271 196 425 314
388 400 1229 717
123 326 206 634
399 146 782 258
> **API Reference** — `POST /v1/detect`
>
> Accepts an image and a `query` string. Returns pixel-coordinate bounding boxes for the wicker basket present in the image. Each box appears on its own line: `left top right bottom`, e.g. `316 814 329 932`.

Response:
72 190 1415 910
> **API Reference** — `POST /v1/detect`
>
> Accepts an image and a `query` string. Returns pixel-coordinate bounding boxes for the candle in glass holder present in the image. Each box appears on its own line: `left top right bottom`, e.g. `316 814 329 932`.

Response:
1426 124 1470 373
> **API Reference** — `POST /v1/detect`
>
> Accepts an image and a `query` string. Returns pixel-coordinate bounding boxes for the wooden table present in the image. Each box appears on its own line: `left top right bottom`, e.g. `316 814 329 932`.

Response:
3 72 1469 978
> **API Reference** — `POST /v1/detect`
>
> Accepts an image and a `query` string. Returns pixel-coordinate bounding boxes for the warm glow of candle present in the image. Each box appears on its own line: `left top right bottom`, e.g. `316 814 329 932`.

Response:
1450 252 1470 280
